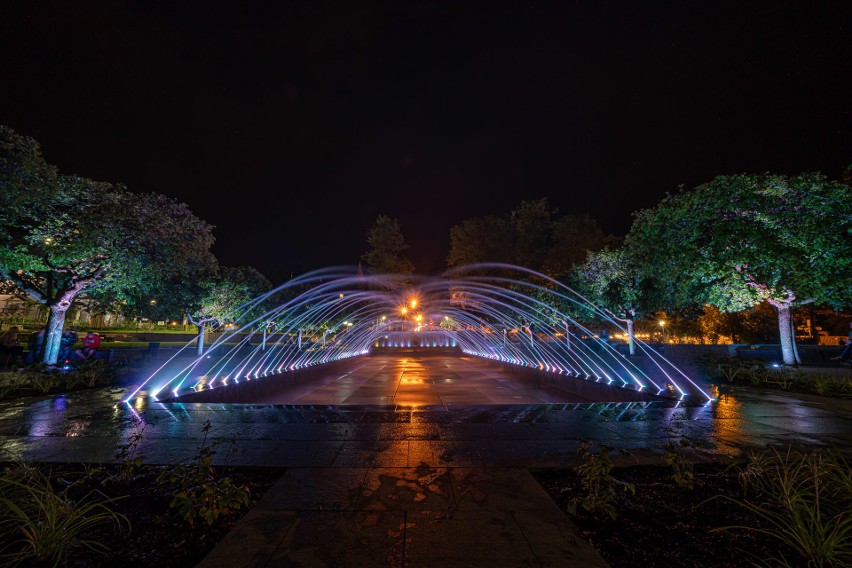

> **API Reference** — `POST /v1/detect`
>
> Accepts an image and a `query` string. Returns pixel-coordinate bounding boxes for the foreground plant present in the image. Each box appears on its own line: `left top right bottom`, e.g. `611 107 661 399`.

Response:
158 420 251 526
566 441 634 520
0 464 130 567
111 422 151 484
664 438 695 490
713 446 852 567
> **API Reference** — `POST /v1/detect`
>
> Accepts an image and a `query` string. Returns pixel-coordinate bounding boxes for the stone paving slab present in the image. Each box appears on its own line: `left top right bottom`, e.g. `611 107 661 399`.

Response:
2 356 851 567
200 466 605 568
267 510 407 568
259 468 368 512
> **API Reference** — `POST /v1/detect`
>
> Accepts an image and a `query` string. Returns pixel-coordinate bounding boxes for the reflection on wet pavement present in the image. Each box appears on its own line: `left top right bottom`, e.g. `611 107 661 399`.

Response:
174 353 658 406
3 356 849 567
0 365 849 465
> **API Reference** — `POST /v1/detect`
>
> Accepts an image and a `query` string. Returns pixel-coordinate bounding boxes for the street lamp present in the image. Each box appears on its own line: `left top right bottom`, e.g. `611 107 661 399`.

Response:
659 320 667 342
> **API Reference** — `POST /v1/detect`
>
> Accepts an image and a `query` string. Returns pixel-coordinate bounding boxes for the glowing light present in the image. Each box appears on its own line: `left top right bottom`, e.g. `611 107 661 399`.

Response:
129 264 711 402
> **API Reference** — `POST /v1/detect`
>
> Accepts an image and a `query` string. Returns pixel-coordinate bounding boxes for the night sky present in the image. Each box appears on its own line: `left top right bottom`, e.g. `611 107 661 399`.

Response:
1 1 849 283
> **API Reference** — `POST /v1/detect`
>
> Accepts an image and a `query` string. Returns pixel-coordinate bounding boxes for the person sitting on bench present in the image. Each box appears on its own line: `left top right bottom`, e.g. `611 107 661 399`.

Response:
75 331 101 361
0 326 25 364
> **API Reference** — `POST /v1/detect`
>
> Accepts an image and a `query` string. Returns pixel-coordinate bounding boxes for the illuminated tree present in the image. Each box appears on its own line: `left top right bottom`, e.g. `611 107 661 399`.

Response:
0 126 215 363
361 215 415 274
572 247 661 355
629 173 852 365
185 266 272 356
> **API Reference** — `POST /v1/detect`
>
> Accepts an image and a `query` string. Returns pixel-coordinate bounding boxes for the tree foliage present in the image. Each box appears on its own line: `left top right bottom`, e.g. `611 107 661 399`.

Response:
447 198 615 277
629 172 852 363
0 125 216 363
188 266 272 327
571 247 661 354
361 214 415 274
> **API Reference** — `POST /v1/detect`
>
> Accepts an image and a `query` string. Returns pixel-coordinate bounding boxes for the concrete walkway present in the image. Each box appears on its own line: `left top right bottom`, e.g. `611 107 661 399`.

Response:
0 354 850 567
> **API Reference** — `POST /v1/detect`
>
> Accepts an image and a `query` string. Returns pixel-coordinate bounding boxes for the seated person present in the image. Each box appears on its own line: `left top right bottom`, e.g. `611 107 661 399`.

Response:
75 331 100 361
59 329 78 363
830 322 852 362
0 326 25 363
27 327 46 364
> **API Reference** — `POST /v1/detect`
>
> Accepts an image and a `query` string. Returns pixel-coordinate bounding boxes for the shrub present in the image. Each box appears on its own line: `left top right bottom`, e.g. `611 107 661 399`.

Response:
566 441 634 520
0 464 130 567
713 446 852 567
157 420 251 527
664 438 695 490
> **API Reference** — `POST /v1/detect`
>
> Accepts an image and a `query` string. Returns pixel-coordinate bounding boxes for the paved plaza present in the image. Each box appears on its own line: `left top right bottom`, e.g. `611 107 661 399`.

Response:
1 352 850 567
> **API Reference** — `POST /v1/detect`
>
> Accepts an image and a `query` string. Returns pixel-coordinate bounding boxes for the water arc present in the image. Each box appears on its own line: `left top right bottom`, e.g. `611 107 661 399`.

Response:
126 265 713 403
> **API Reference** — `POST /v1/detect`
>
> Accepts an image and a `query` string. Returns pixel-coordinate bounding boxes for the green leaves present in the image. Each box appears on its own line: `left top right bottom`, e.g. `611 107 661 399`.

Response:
189 265 272 326
713 447 852 567
570 441 634 521
0 465 130 567
1 126 216 310
629 172 852 312
158 420 251 527
362 214 415 275
446 198 616 277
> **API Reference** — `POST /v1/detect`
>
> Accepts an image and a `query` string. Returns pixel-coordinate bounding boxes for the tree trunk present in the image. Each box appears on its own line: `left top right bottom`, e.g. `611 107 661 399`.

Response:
790 314 801 364
626 318 636 356
563 320 571 351
776 304 799 365
196 323 206 357
42 305 68 364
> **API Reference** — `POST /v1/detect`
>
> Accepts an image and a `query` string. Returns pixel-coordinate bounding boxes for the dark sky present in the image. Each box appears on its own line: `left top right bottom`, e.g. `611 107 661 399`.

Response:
1 1 850 283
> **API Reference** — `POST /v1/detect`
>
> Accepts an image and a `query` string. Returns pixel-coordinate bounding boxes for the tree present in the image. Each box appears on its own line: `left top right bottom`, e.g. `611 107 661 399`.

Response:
361 215 415 274
447 215 512 266
629 173 852 365
507 198 554 269
0 126 216 363
545 213 619 279
572 247 661 355
185 266 272 356
447 198 615 275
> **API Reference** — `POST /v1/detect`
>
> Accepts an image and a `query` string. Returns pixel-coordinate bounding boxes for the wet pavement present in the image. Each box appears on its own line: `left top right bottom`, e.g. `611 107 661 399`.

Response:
175 352 657 406
1 352 850 567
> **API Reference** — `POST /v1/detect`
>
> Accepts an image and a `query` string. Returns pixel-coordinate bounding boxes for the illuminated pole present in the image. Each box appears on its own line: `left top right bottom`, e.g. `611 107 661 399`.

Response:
262 326 267 351
298 329 302 349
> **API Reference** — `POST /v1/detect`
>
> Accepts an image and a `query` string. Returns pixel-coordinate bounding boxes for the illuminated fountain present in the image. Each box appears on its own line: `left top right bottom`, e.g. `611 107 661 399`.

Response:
126 265 713 403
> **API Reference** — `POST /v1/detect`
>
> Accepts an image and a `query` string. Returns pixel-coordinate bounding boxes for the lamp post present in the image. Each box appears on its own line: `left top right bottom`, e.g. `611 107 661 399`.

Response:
659 320 667 343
